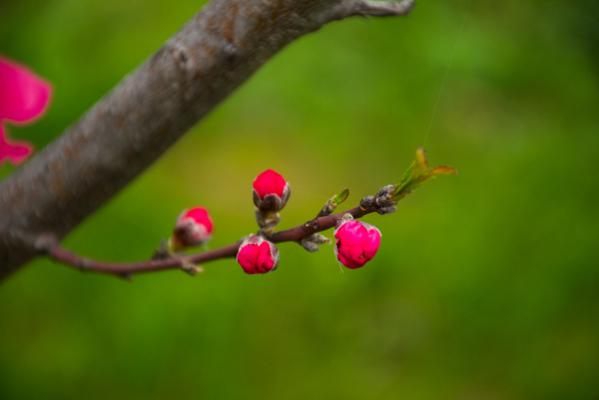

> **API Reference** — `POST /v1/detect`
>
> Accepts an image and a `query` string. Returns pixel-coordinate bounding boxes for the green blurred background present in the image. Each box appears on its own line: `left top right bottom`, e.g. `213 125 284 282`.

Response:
1 0 599 399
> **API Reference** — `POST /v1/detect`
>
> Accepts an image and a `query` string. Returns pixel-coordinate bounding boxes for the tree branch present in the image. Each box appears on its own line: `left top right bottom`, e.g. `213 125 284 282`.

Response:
40 204 371 278
38 146 458 278
0 0 415 280
332 0 415 19
353 0 415 17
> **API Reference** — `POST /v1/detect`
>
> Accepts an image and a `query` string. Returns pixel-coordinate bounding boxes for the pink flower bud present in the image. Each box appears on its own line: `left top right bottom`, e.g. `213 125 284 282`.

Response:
334 219 382 269
252 169 290 211
172 207 214 248
236 235 279 274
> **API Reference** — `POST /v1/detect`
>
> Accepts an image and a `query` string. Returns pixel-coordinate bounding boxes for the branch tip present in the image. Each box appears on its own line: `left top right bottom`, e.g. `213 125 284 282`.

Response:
354 0 415 17
34 233 59 253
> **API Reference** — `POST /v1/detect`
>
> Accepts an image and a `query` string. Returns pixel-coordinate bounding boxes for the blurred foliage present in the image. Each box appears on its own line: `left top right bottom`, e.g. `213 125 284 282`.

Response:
1 0 599 399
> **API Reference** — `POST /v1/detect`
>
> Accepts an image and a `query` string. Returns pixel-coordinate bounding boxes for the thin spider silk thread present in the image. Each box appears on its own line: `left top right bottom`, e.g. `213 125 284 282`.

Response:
422 1 469 147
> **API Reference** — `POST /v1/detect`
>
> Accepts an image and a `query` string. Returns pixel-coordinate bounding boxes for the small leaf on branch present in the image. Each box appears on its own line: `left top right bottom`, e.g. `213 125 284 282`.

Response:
392 148 457 201
333 188 350 206
431 165 458 175
317 188 350 217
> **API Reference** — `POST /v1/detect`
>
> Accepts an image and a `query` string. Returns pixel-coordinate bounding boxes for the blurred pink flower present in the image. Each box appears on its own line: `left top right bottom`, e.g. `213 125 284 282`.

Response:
0 56 52 165
172 206 214 248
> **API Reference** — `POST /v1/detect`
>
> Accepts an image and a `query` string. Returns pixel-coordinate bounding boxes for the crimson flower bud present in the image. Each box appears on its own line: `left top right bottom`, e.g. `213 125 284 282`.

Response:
252 169 290 211
171 207 214 249
236 235 279 274
334 219 382 269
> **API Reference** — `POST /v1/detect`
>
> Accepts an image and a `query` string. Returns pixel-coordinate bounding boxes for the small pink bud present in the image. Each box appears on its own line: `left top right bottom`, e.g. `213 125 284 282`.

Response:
334 219 382 269
236 235 279 274
252 169 290 211
172 207 214 248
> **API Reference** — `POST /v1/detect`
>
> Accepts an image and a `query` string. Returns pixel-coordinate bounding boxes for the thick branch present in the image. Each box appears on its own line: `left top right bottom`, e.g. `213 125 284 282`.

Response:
0 0 414 280
42 205 371 277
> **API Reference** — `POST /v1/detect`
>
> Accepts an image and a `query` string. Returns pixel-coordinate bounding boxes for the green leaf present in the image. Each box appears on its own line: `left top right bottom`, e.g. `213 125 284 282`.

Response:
392 148 457 201
332 188 350 207
317 189 350 217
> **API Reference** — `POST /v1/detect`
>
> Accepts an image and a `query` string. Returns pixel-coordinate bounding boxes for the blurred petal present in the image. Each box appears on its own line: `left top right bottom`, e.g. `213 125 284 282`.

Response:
0 124 32 165
0 57 52 124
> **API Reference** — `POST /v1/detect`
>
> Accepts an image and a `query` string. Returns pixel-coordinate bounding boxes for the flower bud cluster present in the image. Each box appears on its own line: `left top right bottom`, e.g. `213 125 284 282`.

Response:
166 168 385 275
243 169 383 272
237 169 291 273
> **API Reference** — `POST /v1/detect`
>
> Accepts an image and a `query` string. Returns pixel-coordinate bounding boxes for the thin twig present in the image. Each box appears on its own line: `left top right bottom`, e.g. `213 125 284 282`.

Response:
41 146 458 279
41 205 372 278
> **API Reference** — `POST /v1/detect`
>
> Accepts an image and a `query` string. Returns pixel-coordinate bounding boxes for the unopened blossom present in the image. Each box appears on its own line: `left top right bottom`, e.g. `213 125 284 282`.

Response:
171 207 214 249
236 234 279 274
334 219 382 269
252 168 290 211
